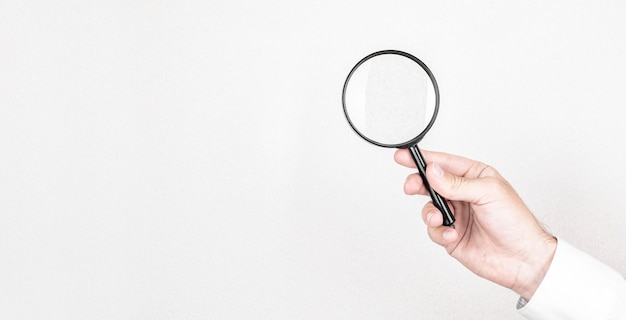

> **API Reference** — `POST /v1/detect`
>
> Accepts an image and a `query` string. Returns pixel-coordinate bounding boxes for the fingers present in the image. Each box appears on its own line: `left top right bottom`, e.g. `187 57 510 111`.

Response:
404 173 428 195
426 162 504 204
394 148 416 168
422 202 443 227
394 148 497 179
422 202 459 247
398 148 498 198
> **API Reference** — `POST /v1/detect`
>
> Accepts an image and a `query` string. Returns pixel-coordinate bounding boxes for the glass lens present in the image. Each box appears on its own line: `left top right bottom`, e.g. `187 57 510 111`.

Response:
343 53 437 146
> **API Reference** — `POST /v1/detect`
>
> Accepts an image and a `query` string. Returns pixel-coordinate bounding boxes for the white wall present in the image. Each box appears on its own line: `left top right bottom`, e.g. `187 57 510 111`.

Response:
1 1 625 319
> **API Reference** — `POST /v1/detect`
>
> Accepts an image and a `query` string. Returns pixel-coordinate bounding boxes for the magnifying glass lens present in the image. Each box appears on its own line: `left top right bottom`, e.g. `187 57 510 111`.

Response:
343 53 437 147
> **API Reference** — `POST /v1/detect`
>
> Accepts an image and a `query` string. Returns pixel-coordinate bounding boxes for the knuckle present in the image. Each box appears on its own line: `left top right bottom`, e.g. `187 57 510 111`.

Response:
448 175 465 198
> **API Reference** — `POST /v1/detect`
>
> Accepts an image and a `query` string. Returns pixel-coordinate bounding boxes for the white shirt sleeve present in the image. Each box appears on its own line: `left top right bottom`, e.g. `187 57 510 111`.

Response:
516 239 626 319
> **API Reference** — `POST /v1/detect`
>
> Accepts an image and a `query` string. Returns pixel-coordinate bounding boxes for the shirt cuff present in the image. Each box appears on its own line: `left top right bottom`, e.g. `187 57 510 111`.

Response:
516 239 626 319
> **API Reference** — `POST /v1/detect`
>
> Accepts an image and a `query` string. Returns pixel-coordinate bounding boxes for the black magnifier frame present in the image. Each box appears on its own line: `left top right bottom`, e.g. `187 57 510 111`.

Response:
342 49 455 228
342 49 440 149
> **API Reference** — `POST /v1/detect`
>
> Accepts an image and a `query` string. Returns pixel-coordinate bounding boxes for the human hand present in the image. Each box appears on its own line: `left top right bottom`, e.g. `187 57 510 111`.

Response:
394 149 557 300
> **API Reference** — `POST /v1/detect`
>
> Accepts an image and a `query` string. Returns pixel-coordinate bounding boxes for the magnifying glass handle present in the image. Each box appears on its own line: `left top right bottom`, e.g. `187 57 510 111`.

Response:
408 146 456 228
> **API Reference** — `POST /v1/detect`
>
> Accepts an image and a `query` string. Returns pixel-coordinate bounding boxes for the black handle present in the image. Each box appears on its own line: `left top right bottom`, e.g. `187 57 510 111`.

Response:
408 145 455 227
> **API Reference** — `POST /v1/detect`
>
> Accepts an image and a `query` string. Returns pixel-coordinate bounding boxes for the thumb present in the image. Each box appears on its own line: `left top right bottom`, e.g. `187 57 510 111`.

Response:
426 162 490 204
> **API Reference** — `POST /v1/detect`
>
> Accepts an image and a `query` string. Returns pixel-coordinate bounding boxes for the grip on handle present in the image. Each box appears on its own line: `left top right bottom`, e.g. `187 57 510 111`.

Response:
408 146 456 227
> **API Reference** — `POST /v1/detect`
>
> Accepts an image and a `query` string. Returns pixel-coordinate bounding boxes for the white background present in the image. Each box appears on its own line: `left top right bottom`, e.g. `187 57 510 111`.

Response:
1 1 625 319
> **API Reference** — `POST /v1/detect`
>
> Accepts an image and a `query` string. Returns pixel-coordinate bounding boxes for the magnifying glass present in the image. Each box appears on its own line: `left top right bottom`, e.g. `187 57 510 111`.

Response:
342 50 455 228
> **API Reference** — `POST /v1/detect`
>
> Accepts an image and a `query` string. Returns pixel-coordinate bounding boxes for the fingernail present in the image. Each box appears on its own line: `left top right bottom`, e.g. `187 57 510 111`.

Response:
426 212 434 223
432 162 444 178
443 230 453 243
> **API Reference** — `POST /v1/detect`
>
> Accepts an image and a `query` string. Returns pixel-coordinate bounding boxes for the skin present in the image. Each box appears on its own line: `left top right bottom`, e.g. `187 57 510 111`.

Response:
394 149 557 301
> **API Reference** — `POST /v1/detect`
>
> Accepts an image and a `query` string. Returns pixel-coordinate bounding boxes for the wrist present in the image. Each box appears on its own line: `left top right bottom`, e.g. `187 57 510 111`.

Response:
512 234 557 301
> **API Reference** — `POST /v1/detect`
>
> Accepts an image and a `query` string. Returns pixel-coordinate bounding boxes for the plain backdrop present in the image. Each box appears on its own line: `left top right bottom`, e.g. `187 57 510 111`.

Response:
1 1 625 319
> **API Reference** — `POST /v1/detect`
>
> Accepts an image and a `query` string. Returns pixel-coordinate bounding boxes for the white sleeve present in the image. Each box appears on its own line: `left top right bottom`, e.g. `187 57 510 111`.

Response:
516 239 626 319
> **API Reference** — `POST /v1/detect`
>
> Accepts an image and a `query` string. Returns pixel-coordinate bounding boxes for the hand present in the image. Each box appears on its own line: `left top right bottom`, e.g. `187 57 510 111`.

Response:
394 149 557 300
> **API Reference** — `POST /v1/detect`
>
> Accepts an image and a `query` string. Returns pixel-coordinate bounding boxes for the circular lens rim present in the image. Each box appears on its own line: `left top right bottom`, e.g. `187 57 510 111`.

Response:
342 49 440 148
